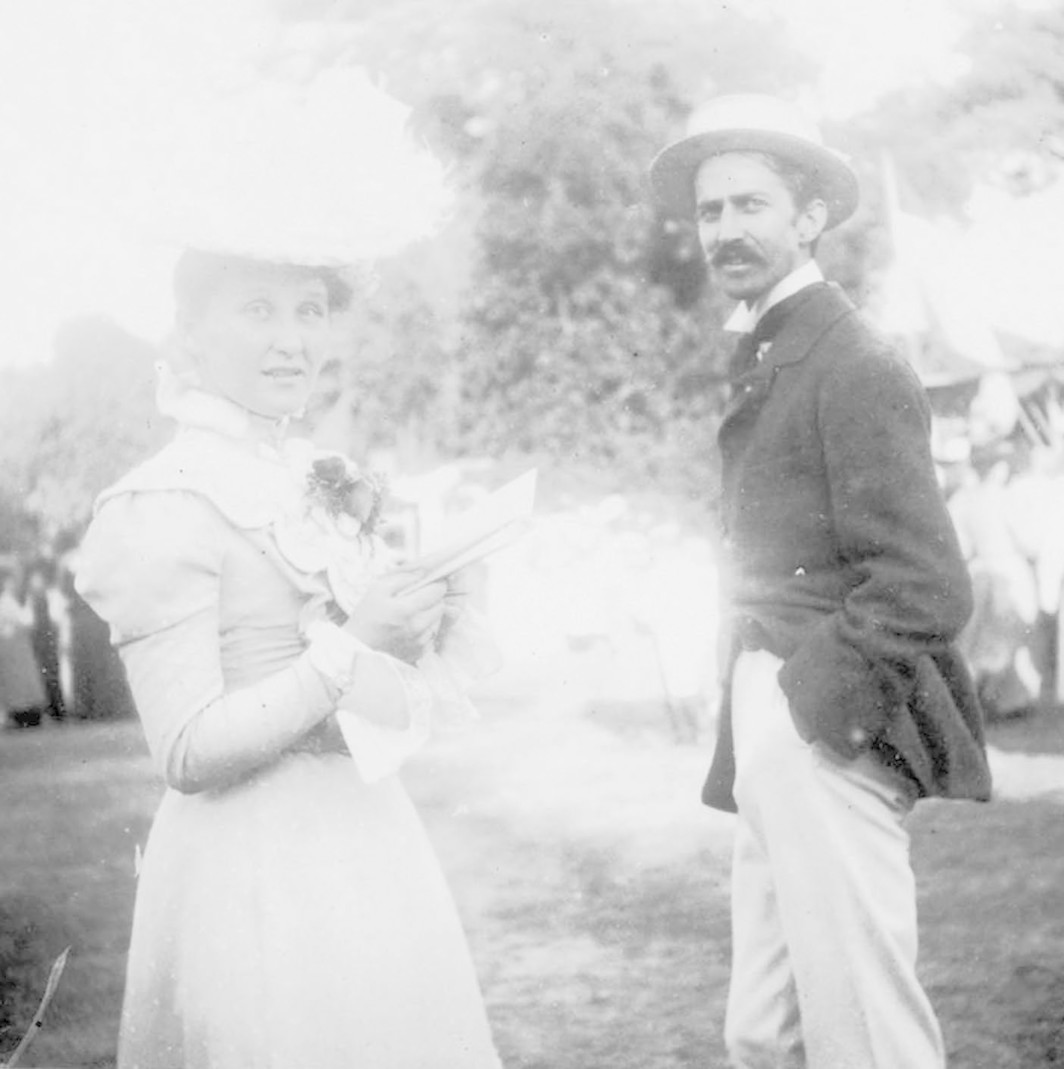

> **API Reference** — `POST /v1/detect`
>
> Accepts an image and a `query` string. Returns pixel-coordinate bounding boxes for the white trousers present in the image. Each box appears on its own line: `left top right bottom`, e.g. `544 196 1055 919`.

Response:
725 650 945 1069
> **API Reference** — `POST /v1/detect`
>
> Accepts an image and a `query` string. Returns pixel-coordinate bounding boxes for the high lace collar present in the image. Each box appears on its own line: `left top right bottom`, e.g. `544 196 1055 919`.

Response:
155 361 291 452
94 364 316 530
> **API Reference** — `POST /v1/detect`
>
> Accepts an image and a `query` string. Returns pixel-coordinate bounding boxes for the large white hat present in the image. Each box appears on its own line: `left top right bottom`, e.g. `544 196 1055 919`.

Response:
132 68 450 268
649 93 859 229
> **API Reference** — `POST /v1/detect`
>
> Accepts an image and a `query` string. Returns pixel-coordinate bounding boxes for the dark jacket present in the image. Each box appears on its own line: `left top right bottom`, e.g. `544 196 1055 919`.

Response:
704 282 992 812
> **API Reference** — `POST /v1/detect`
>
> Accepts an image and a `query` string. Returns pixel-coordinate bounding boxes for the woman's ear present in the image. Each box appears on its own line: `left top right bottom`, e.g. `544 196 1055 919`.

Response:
159 328 203 387
174 310 200 358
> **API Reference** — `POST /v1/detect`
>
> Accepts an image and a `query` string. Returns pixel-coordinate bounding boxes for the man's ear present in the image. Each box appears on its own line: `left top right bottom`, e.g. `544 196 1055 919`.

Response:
796 198 829 248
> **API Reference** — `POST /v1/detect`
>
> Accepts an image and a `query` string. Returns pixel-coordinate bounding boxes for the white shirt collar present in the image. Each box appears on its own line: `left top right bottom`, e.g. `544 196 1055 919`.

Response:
724 260 825 335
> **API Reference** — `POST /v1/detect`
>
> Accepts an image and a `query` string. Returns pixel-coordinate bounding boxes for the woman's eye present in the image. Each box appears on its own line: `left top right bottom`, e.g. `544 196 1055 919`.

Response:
243 301 272 321
299 302 327 320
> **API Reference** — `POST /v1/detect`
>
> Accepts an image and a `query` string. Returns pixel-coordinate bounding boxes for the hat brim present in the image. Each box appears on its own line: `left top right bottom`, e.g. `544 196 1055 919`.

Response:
649 129 859 229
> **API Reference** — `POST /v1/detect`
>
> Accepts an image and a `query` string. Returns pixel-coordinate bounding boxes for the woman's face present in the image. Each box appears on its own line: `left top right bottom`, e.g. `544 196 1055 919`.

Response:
185 263 334 420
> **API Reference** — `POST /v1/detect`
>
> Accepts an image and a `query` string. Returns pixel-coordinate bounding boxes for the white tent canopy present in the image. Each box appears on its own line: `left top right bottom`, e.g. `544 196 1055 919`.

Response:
875 166 1064 386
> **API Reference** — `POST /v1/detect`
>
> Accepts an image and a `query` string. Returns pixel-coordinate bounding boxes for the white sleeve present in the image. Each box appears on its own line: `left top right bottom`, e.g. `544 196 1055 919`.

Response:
78 490 347 792
305 618 432 783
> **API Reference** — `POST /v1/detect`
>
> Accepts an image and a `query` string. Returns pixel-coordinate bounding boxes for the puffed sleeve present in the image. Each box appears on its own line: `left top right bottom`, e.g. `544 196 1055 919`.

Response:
76 490 341 792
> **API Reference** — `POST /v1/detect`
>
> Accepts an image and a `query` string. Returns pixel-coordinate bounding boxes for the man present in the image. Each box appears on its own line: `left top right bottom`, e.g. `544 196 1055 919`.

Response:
650 94 991 1068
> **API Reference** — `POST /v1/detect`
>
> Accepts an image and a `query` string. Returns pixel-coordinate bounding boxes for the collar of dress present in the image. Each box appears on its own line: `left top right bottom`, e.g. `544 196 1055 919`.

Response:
156 363 294 455
100 373 321 530
100 375 386 618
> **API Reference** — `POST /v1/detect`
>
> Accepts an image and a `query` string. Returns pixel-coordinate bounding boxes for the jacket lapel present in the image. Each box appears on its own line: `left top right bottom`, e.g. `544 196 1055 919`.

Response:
719 283 855 438
719 358 777 431
762 283 853 373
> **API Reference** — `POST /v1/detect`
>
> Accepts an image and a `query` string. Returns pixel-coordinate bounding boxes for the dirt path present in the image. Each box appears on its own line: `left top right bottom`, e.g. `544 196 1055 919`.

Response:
404 658 1064 1069
405 684 735 1068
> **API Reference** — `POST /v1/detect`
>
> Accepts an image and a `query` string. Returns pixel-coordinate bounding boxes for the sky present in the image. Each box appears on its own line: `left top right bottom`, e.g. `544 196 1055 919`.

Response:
0 0 259 365
0 0 1044 370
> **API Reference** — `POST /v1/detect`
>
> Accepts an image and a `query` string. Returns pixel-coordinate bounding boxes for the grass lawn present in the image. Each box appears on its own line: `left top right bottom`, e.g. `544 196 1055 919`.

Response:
2 697 1063 1068
0 722 158 1068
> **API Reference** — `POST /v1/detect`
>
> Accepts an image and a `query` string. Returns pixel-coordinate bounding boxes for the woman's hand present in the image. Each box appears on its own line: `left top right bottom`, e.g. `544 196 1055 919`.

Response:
343 568 448 663
434 566 476 649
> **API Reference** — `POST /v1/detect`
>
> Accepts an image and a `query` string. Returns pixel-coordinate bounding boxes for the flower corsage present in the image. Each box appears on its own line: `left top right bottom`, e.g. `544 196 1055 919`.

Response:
272 445 392 625
305 455 386 542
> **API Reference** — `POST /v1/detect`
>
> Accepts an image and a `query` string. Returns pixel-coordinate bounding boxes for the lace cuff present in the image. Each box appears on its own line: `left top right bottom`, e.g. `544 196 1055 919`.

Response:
304 620 369 693
330 606 502 784
336 657 433 783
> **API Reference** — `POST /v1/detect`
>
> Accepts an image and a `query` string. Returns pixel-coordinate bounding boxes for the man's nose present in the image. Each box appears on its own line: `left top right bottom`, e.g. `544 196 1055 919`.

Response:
716 204 744 243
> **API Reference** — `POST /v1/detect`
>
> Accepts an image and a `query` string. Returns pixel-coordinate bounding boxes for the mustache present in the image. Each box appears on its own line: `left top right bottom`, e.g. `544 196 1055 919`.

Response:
711 242 764 269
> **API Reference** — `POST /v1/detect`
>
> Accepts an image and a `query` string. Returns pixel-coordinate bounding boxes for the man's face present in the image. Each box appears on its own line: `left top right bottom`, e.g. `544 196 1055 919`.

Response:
694 152 825 303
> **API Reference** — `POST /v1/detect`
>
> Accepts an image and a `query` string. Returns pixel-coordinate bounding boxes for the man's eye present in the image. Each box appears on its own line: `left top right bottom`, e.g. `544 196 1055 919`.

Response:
299 302 327 320
243 301 272 320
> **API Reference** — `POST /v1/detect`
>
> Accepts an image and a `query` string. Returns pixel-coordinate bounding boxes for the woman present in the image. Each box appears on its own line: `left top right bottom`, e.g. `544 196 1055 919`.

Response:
0 565 46 728
76 248 502 1068
62 563 136 721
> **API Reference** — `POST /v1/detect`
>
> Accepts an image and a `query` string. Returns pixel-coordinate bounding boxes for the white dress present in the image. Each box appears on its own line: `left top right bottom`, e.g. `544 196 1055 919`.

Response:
76 398 502 1069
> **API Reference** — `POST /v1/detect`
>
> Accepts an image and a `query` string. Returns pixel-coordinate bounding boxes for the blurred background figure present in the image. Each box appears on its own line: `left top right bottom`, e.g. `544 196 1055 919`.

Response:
999 442 1064 711
60 561 136 721
0 562 47 728
23 557 67 723
948 450 1041 718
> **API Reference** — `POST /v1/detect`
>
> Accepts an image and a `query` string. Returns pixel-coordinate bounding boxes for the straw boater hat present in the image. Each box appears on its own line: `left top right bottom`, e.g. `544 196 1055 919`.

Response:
649 93 859 229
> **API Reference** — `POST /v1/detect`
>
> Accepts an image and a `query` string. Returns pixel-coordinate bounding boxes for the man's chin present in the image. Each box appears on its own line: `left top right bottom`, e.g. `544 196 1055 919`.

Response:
710 260 769 300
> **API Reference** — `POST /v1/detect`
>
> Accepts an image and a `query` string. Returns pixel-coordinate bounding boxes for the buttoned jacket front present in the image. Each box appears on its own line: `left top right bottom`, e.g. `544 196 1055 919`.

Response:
704 282 992 812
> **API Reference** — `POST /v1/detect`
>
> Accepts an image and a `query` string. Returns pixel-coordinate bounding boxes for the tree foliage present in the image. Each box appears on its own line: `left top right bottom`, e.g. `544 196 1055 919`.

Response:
7 0 1057 539
0 318 165 546
854 2 1064 215
290 0 822 494
945 3 1064 181
444 29 714 484
312 257 465 468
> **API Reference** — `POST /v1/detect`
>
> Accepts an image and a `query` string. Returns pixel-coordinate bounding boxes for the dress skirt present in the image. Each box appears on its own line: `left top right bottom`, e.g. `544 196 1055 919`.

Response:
119 751 501 1069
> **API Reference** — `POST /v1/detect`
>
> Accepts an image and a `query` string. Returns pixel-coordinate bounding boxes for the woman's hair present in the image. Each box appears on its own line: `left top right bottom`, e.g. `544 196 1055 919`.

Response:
173 249 354 320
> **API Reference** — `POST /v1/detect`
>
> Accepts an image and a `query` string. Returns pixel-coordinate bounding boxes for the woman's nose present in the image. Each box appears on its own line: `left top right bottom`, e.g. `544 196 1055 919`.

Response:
271 314 306 355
